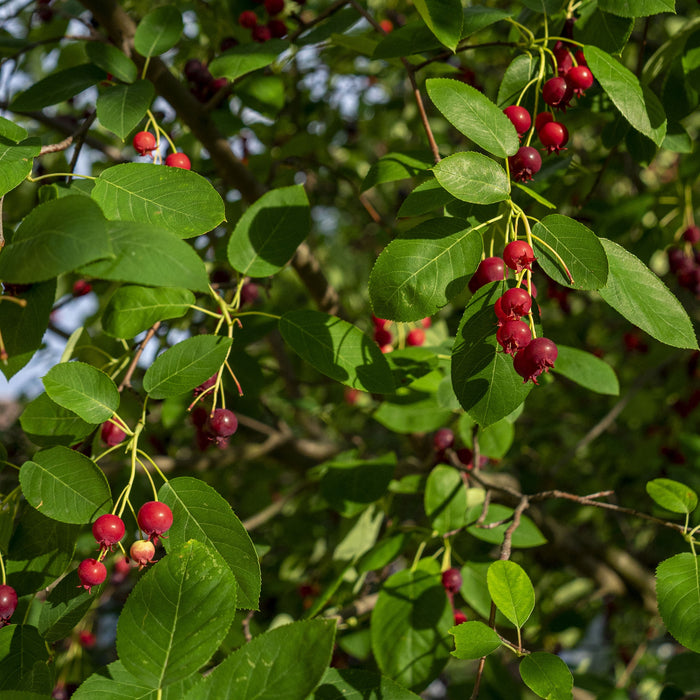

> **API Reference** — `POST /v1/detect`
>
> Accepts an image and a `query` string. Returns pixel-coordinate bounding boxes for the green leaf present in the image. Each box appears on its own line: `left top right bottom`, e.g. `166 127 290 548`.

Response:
10 64 106 111
374 387 454 434
646 478 698 514
551 345 619 395
182 620 336 700
459 562 510 625
413 0 463 52
424 465 469 535
227 185 310 277
450 620 502 659
513 183 556 209
0 197 112 283
370 562 452 691
209 40 289 82
487 560 535 629
102 286 194 339
143 335 232 399
451 282 533 427
665 652 700 692
85 42 138 83
79 221 210 293
576 10 634 54
321 453 396 518
466 503 547 548
432 153 510 204
19 446 111 524
20 392 94 447
657 554 700 654
477 419 515 458
97 81 154 141
279 310 396 394
397 179 454 217
0 625 51 694
334 505 384 562
584 45 667 146
0 115 27 141
426 78 519 158
159 477 261 610
91 163 225 239
311 668 422 700
0 136 39 198
361 152 432 191
369 218 483 322
519 652 574 700
521 0 565 12
358 533 412 573
43 361 120 424
498 54 538 107
597 0 675 18
599 238 698 349
531 214 608 290
133 6 183 58
117 540 237 688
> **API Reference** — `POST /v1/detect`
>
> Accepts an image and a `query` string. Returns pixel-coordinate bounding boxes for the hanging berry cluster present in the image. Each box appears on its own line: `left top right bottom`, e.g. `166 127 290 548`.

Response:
238 0 288 43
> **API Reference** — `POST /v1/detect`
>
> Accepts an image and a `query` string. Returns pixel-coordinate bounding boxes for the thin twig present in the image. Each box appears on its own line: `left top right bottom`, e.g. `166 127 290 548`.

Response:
39 135 74 156
118 322 160 391
242 610 254 643
287 0 349 42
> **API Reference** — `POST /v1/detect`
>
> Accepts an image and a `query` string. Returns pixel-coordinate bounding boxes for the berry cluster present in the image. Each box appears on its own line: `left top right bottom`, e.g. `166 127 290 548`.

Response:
184 58 228 104
132 131 191 170
372 315 431 352
667 226 700 298
432 428 488 471
190 375 239 449
441 567 467 625
238 0 288 43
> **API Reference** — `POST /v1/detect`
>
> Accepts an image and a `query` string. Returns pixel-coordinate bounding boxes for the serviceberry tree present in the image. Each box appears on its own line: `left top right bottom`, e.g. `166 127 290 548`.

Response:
0 1 699 698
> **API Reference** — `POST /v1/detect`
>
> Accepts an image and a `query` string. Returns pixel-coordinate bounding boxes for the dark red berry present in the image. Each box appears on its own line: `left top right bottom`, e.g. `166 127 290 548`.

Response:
267 19 287 38
494 296 509 324
264 0 284 15
538 121 569 153
503 240 536 272
130 539 156 569
165 152 191 169
566 65 594 96
251 24 272 42
433 428 454 451
668 248 693 274
101 421 126 446
535 111 554 132
553 41 573 76
0 585 18 627
503 105 531 137
441 567 462 593
514 346 537 382
499 287 532 319
211 77 228 92
239 10 258 28
208 408 238 437
374 327 393 346
456 447 473 467
454 609 468 625
574 49 587 67
406 328 425 346
78 559 107 594
137 501 173 540
468 257 506 293
542 77 572 111
92 514 125 551
372 315 389 330
193 374 216 397
240 281 260 305
508 146 542 182
72 279 92 297
184 59 205 81
497 320 532 356
133 131 156 156
683 226 700 245
220 36 239 52
522 337 558 382
79 630 96 648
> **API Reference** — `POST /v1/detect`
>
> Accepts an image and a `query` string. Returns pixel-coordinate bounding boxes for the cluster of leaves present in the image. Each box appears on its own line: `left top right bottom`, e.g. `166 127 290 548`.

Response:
0 0 699 698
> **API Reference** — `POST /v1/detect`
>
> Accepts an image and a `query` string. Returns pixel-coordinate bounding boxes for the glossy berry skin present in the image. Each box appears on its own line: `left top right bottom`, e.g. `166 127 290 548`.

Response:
78 559 107 594
468 257 506 293
497 320 532 356
72 279 92 297
252 24 272 42
0 585 18 626
267 19 287 38
503 240 536 272
379 19 394 33
499 288 532 319
209 408 238 437
683 226 700 245
372 315 389 330
433 428 455 451
406 328 425 347
508 146 542 182
441 567 462 594
516 337 558 383
574 49 587 67
542 77 572 111
494 296 509 324
239 10 258 28
79 630 96 649
566 65 594 95
538 121 569 153
101 420 126 446
92 514 125 551
165 152 191 169
535 111 554 132
264 0 284 15
132 131 156 156
514 347 537 382
130 539 156 569
137 501 173 540
503 105 531 137
374 327 393 346
553 42 572 75
453 609 468 625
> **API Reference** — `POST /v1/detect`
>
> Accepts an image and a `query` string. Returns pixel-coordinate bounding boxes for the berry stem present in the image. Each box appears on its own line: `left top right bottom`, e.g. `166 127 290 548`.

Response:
117 422 145 519
0 551 6 586
147 109 177 153
136 456 159 500
137 449 170 486
27 172 96 183
189 304 225 319
528 232 575 284
0 295 27 308
224 359 244 397
537 35 585 48
411 540 427 572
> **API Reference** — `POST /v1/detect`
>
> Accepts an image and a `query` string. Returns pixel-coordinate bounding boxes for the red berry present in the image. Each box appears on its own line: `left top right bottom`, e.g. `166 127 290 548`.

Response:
241 281 260 305
535 111 554 132
433 428 454 451
503 240 536 272
454 609 468 625
503 105 531 136
78 559 107 593
494 296 509 324
79 630 96 648
208 408 238 437
553 41 573 76
380 344 393 354
165 152 191 169
239 10 258 28
441 567 462 593
379 19 394 33
264 0 284 15
130 539 156 569
683 226 700 245
72 279 92 297
251 24 272 42
220 36 239 52
184 58 204 81
499 287 532 319
132 131 156 156
137 501 173 540
372 315 389 330
0 585 18 626
92 514 125 551
566 65 594 95
267 19 287 38
468 257 506 293
406 328 425 346
508 146 542 182
538 121 569 153
421 317 432 328
513 346 537 382
374 327 393 346
542 77 572 111
574 49 587 67
112 556 132 581
497 320 532 356
101 420 126 446
522 337 558 382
